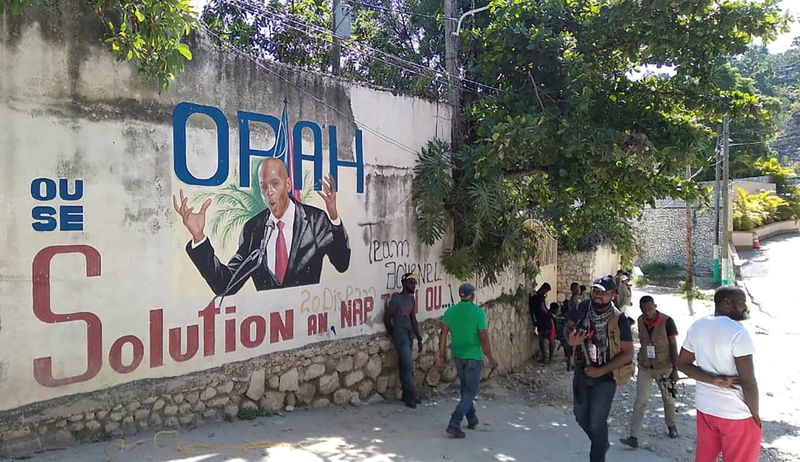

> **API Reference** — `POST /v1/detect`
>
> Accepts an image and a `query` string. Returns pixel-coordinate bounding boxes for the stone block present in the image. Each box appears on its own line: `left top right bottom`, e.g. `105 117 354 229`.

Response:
425 368 441 387
246 369 266 401
344 370 364 387
311 399 330 409
357 380 375 400
333 389 353 405
209 396 230 408
217 381 234 395
365 357 382 379
318 372 340 396
376 376 389 394
296 383 316 405
85 420 102 431
303 363 326 381
224 404 239 418
260 391 285 413
185 392 200 404
200 386 217 401
163 405 179 416
354 352 369 369
134 409 150 421
152 399 166 411
279 368 299 392
335 356 354 372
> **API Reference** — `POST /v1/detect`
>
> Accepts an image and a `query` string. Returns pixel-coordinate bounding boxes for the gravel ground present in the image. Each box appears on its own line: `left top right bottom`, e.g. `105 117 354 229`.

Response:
501 281 800 462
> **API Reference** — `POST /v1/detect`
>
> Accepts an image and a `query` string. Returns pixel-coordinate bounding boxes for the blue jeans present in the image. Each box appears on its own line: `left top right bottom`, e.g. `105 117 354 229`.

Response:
449 358 482 429
394 336 414 401
573 369 617 462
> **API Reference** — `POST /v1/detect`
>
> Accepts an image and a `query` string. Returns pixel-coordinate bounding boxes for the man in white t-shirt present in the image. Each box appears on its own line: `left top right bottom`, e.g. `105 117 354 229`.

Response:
677 286 760 462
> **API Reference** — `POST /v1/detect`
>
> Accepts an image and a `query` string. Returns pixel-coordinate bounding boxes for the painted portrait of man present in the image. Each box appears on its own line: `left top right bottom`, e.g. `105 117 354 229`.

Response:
173 157 351 295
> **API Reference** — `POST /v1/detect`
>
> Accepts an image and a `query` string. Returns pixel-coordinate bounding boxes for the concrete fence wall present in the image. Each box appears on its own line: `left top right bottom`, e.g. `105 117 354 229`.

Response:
0 4 535 456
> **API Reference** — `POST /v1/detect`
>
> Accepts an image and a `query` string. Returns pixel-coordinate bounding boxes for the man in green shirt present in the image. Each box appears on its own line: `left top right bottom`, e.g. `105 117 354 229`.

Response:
435 283 499 438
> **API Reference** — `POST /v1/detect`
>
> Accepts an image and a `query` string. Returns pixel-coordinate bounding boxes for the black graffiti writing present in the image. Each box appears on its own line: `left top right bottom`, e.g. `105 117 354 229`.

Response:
383 261 443 290
299 286 378 315
369 239 410 264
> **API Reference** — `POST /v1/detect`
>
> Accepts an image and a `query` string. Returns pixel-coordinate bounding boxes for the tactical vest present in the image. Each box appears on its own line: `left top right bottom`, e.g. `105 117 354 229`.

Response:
637 314 673 370
609 308 635 386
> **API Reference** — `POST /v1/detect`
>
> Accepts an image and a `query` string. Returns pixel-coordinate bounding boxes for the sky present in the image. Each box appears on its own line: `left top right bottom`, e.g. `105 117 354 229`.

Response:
768 0 800 54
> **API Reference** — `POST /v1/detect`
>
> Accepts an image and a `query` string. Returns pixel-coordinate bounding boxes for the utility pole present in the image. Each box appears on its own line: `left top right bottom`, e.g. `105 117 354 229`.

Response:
721 116 731 285
331 0 341 76
713 134 721 284
444 0 460 147
685 164 694 288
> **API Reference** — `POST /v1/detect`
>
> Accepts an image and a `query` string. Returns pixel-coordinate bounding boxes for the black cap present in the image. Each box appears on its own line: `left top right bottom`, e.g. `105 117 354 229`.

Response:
458 283 476 298
592 276 616 292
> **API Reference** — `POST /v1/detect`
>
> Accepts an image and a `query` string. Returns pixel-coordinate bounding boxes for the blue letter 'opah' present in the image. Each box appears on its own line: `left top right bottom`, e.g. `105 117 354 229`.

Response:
173 102 229 186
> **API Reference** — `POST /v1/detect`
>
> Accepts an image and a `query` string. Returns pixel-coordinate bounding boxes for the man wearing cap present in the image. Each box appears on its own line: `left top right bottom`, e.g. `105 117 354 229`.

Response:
565 276 635 462
435 283 499 438
383 272 423 408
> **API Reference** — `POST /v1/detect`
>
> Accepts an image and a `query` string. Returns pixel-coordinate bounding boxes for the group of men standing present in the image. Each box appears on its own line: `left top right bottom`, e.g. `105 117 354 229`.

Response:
384 270 761 461
554 275 760 462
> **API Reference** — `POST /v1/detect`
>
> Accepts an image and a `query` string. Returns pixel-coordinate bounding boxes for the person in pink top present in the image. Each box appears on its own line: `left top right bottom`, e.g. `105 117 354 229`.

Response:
677 286 761 462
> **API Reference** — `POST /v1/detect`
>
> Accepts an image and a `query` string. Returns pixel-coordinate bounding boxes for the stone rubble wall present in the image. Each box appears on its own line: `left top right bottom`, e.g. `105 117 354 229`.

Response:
635 204 718 276
556 244 621 302
0 302 536 457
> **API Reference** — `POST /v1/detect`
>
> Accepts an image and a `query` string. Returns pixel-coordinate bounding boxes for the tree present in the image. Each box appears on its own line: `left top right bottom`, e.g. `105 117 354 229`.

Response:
411 0 787 283
1 0 198 89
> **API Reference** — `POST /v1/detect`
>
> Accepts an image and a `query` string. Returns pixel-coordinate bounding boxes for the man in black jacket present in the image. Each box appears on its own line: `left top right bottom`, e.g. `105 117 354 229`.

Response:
173 158 350 295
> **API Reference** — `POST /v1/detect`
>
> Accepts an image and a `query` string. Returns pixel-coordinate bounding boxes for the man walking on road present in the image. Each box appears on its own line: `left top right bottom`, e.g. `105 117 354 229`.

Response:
620 295 680 449
436 283 499 439
677 286 761 462
565 276 635 462
383 272 423 408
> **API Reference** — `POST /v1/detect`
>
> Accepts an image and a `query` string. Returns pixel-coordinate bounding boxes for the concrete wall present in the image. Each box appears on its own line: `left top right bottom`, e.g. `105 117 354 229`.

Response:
733 220 800 249
0 4 533 455
635 201 718 275
556 244 620 302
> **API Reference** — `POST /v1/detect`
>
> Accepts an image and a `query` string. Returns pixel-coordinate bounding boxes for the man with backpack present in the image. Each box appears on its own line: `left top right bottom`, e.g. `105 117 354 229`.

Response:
565 275 635 462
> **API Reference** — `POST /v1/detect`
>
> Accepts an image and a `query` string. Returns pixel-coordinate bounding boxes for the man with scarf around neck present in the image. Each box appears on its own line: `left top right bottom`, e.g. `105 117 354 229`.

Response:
677 286 761 462
620 296 680 449
565 275 634 462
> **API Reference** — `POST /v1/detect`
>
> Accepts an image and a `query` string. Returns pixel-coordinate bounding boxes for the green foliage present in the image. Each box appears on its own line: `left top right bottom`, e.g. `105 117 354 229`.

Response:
732 187 789 231
0 0 44 15
201 0 448 99
237 406 269 420
677 281 712 301
640 262 683 279
95 0 199 89
1 0 198 89
756 156 795 191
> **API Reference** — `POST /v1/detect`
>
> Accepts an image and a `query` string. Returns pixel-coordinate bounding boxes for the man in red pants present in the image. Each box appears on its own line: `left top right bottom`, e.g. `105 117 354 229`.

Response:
677 286 761 462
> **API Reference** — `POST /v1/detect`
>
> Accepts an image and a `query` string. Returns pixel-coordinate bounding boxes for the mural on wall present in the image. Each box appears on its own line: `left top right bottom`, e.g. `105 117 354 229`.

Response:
3 87 473 412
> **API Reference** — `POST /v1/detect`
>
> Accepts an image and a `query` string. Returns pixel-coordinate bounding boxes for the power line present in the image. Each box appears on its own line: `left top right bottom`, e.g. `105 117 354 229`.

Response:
344 0 446 21
200 23 425 155
224 0 499 94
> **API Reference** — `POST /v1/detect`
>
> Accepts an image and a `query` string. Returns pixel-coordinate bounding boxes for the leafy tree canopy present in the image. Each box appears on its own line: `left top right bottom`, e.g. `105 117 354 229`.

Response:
1 0 198 89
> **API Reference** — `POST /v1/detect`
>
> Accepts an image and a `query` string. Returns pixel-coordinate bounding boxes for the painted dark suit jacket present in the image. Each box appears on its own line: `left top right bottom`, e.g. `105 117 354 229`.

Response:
186 200 351 295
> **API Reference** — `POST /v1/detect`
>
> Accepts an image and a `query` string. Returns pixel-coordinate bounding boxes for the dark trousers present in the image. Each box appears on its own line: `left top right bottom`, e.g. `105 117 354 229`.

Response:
539 334 554 362
449 358 482 428
394 336 415 401
573 369 617 462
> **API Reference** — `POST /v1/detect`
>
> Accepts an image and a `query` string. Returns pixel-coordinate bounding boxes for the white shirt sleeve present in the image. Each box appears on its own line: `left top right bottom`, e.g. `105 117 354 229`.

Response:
682 322 696 353
190 236 208 249
330 216 342 226
731 327 756 358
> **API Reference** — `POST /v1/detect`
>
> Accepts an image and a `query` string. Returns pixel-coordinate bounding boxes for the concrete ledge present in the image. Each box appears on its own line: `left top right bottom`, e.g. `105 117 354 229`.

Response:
733 220 800 249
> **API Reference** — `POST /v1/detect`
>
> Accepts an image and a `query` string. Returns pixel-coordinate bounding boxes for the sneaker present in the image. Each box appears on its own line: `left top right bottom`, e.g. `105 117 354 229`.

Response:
619 436 638 448
668 426 679 439
446 426 466 438
467 416 479 430
404 399 417 409
415 395 422 404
